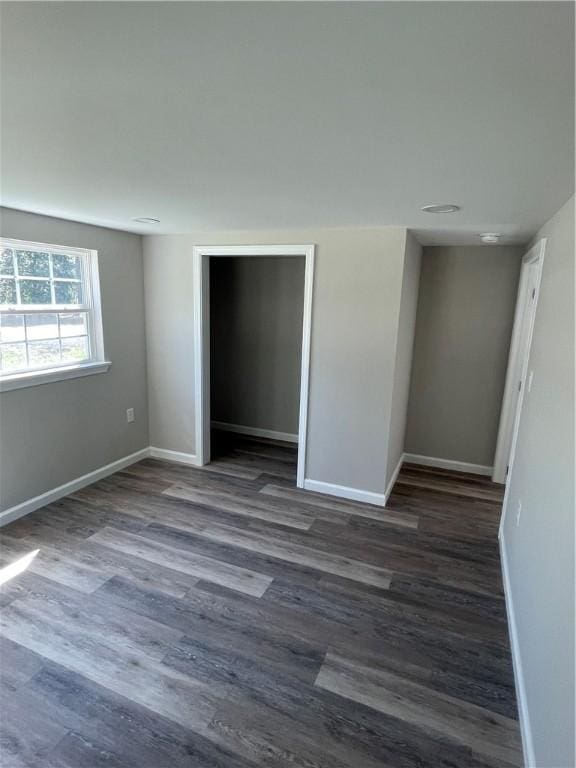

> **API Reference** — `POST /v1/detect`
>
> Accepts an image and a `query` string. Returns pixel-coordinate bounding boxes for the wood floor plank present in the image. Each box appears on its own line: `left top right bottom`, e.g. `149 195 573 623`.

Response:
402 463 502 489
0 534 110 594
8 579 184 662
123 459 263 494
137 520 324 589
88 526 273 597
389 573 507 624
258 578 516 715
194 462 263 481
4 497 146 541
163 629 504 768
208 699 391 768
95 575 332 683
394 474 504 502
143 517 394 590
0 598 219 735
7 527 199 599
260 483 419 528
0 679 70 768
315 651 521 766
22 662 258 768
0 434 519 768
163 484 314 530
217 451 297 480
0 636 44 692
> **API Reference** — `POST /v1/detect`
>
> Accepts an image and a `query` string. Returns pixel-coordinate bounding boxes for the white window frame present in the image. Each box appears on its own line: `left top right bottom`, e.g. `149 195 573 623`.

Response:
0 237 111 391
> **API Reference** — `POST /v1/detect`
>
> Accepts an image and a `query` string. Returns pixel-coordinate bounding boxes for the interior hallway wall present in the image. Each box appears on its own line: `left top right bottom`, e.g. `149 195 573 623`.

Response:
405 245 523 468
210 256 305 437
144 227 410 498
500 196 575 768
0 207 148 512
386 232 422 483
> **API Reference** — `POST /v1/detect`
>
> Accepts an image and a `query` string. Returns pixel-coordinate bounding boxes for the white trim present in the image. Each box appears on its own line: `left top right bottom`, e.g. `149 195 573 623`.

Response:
192 249 206 466
403 453 493 476
384 453 405 505
303 478 385 507
493 264 531 483
499 240 546 538
0 360 111 391
0 448 150 527
297 248 314 487
148 447 201 466
86 246 106 368
193 245 313 258
192 244 315 489
499 535 535 767
0 237 93 259
495 239 546 766
493 239 547 485
211 421 298 444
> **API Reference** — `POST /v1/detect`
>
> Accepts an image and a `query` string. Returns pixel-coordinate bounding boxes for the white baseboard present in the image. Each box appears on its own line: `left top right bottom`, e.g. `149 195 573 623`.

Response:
0 447 150 528
403 452 493 476
384 453 405 505
303 478 385 507
148 447 201 466
211 421 298 444
499 533 534 767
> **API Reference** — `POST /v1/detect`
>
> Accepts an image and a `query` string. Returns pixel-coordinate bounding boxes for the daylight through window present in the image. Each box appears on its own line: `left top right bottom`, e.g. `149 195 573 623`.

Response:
0 239 105 378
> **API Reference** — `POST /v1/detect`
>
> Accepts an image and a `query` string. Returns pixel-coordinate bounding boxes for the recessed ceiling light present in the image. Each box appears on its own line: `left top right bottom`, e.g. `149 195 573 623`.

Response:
421 204 461 214
480 233 501 244
133 217 160 224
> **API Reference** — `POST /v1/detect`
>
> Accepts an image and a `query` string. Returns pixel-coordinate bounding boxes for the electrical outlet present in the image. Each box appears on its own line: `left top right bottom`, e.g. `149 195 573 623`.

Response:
126 408 135 423
515 500 522 527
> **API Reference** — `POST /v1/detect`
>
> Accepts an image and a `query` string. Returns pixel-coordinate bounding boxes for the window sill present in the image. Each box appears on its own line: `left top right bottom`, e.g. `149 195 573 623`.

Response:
0 361 112 392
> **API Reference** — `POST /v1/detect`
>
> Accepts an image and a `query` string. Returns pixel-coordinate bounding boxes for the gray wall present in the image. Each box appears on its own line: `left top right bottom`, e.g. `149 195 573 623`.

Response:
386 231 421 484
405 245 523 467
210 256 305 436
0 208 148 512
501 197 574 767
144 227 408 496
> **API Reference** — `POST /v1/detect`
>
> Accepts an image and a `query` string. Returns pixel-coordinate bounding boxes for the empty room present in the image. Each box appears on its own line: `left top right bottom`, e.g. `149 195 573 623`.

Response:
0 3 574 768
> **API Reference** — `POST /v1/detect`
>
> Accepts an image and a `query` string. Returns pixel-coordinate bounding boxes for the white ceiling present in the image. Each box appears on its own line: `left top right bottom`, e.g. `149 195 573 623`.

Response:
1 2 573 244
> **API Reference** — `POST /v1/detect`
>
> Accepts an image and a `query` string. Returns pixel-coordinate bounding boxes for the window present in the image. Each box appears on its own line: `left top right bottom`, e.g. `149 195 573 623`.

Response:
0 238 110 390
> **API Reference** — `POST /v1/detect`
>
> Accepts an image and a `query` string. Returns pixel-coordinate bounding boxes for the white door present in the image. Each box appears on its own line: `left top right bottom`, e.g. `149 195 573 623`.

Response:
492 239 546 484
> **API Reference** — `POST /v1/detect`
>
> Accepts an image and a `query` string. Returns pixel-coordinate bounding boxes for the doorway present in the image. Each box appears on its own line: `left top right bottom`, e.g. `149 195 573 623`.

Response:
493 238 546 486
192 245 315 488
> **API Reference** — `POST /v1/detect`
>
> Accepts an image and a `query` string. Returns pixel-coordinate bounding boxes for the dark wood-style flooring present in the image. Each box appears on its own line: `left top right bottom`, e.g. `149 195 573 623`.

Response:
0 433 520 768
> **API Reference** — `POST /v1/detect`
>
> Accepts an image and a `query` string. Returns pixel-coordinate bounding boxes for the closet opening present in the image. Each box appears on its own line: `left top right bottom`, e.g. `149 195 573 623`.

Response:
192 245 315 488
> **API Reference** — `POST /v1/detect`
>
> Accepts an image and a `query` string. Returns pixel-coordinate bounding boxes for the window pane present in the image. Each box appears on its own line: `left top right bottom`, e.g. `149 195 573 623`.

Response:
0 240 100 377
0 314 25 343
59 312 87 338
0 249 14 275
27 339 60 368
54 281 82 305
61 336 89 364
16 250 50 277
0 342 27 372
19 280 51 304
52 253 81 279
25 314 59 341
0 279 17 305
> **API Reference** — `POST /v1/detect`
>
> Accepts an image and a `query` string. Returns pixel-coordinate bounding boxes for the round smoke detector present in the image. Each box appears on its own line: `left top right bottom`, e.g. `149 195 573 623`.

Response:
421 204 461 214
480 233 501 244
